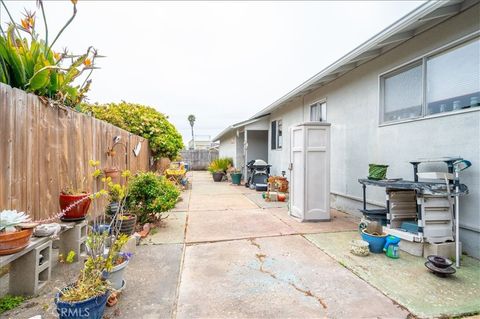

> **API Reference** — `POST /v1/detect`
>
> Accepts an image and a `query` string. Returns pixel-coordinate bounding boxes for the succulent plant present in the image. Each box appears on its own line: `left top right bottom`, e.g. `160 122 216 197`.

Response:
0 210 31 232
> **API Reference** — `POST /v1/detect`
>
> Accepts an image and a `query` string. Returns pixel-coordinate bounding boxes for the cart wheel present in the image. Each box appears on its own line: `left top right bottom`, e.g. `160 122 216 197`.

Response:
358 221 368 233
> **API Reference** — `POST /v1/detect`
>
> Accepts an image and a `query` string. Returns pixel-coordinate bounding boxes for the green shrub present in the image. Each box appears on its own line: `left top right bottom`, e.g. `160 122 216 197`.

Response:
82 102 183 160
0 295 24 314
126 172 180 224
208 157 233 173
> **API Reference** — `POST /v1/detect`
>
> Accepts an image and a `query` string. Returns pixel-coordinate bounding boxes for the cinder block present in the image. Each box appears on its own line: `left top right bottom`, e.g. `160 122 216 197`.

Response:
58 221 88 262
399 240 423 257
9 241 52 296
424 242 461 259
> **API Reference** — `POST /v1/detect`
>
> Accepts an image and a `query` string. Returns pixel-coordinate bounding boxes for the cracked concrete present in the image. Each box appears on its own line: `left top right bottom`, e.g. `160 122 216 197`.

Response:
6 171 476 318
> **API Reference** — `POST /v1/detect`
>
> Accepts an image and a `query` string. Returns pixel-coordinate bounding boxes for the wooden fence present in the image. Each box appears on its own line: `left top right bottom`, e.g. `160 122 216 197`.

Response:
0 83 151 220
180 149 218 170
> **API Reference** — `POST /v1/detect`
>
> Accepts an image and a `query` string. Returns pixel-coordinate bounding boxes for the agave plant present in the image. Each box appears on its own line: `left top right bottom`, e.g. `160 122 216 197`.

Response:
0 0 102 108
0 210 31 232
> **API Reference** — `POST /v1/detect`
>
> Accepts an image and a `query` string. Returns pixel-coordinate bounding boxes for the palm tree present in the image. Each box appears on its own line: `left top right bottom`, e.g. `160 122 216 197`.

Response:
188 114 196 150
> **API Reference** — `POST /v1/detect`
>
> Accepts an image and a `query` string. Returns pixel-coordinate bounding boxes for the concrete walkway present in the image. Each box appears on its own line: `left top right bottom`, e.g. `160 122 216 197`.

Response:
133 171 408 319
2 171 412 318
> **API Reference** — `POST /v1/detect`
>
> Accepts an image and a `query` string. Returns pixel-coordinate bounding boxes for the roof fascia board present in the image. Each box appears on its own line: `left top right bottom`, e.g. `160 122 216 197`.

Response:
213 113 271 142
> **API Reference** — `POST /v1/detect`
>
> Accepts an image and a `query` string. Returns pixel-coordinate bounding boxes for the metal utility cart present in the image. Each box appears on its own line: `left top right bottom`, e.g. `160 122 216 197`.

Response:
358 157 469 265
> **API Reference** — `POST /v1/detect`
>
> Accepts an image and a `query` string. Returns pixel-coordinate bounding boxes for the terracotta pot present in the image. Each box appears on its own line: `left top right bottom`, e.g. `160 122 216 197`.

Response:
0 228 33 255
115 214 137 235
59 192 92 221
104 168 121 178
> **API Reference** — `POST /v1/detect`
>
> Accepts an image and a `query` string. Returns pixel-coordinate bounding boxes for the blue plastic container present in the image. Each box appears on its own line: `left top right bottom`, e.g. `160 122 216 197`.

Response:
400 221 418 233
361 230 387 253
92 224 111 234
55 288 109 319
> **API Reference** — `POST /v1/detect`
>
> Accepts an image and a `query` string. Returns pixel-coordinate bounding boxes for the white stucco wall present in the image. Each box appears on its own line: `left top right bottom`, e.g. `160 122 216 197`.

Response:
268 5 480 257
236 132 245 171
218 131 237 164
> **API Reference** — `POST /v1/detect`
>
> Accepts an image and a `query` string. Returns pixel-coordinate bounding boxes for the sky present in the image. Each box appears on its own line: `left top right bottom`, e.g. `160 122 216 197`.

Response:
3 1 424 144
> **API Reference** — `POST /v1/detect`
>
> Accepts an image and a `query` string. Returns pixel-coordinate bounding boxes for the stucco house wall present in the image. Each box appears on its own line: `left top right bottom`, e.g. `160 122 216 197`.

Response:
267 5 480 257
218 131 237 164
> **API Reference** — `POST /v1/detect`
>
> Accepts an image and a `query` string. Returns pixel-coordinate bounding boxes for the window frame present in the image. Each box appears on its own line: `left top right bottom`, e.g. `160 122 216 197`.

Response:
270 119 282 150
379 31 480 126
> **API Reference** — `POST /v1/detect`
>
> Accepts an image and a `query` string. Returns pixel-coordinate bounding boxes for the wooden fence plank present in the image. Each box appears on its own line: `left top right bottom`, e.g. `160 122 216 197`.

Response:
0 85 8 210
25 94 40 219
11 89 28 212
0 83 152 220
37 95 49 219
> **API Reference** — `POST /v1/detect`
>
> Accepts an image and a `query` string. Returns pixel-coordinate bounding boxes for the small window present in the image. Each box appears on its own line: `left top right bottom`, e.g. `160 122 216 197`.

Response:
310 101 327 121
426 39 480 115
271 121 277 149
382 63 423 122
277 120 283 149
271 120 282 150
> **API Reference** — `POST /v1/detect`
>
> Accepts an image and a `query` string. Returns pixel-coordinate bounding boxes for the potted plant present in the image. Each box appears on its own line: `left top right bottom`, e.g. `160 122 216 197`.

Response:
0 210 36 255
59 184 92 221
106 183 125 216
211 170 224 182
208 158 233 182
55 232 112 319
103 234 131 291
103 167 121 179
230 168 242 185
115 214 137 236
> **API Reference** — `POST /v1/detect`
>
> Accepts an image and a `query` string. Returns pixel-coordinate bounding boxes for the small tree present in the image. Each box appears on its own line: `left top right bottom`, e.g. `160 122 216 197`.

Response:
188 114 196 150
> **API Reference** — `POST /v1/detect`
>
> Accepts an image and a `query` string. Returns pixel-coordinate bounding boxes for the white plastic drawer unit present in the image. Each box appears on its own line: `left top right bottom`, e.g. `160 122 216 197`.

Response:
422 196 451 208
423 222 454 240
289 122 331 221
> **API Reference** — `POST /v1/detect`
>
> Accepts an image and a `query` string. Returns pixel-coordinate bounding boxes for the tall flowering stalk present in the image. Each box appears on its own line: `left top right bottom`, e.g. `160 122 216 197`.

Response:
0 0 102 108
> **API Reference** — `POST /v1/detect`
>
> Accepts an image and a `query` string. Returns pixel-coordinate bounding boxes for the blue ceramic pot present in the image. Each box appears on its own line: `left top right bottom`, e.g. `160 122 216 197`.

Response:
55 287 109 319
361 230 387 253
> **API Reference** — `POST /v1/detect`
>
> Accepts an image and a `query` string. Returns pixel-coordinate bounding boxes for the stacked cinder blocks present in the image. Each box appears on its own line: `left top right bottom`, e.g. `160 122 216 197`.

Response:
58 220 88 262
9 240 52 295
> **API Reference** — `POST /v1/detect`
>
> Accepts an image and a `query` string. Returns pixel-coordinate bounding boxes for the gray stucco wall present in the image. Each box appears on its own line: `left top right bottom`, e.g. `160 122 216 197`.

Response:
246 130 269 164
268 5 480 257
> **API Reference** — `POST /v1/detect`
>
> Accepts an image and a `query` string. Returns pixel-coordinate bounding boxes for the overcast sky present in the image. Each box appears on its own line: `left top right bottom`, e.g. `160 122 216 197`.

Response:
4 1 424 144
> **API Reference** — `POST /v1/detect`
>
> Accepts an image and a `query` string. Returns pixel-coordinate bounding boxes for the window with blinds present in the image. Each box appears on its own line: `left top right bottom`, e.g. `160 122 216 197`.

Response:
310 101 327 122
426 39 480 115
382 63 422 122
380 37 479 124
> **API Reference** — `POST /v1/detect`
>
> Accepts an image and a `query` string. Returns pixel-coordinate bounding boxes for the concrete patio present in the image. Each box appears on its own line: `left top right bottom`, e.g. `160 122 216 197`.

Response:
5 171 480 319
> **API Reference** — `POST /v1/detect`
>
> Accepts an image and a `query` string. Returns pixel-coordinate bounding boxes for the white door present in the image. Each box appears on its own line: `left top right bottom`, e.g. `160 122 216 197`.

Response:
289 126 304 219
304 126 330 220
289 123 330 221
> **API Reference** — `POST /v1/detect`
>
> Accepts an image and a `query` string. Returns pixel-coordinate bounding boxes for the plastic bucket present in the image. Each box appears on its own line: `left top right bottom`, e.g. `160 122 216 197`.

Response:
231 173 242 185
361 230 387 253
55 288 109 319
